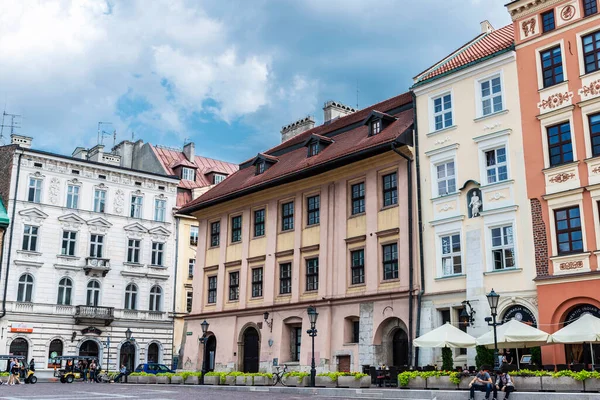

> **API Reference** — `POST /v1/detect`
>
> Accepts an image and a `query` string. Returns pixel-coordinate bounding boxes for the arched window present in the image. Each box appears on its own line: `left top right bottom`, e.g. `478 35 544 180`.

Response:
86 280 101 307
48 339 63 368
124 283 137 310
9 338 28 357
147 342 159 363
57 277 73 305
17 274 34 302
149 286 162 312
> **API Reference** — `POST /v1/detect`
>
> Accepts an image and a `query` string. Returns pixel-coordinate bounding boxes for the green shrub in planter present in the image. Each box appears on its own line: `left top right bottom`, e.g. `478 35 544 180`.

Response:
441 347 453 372
475 346 495 370
283 371 309 387
205 371 226 385
170 375 184 384
336 372 370 388
249 373 272 386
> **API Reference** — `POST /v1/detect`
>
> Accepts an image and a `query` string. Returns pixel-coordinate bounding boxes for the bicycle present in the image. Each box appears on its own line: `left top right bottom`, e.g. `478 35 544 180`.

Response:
272 364 288 386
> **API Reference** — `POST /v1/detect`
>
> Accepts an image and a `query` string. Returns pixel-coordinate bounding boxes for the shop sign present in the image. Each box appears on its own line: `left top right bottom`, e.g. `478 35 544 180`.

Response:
10 323 33 333
502 305 537 327
186 332 192 336
565 304 600 325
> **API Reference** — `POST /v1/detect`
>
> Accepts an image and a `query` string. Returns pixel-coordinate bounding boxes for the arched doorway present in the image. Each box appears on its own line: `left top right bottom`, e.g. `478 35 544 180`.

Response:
48 339 63 368
120 341 136 372
79 340 99 358
501 304 538 366
206 335 216 372
147 343 159 363
242 327 259 373
392 329 409 367
563 304 600 365
9 338 28 357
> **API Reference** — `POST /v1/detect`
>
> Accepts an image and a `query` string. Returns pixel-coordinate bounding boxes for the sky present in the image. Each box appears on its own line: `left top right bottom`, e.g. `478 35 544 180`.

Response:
0 0 511 164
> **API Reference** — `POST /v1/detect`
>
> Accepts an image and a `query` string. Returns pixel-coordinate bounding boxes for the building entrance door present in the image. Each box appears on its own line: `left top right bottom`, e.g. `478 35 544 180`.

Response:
392 329 408 367
243 328 259 373
120 341 136 372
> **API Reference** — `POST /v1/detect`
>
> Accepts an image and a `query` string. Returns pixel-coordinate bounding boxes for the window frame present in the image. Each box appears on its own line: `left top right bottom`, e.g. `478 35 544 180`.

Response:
584 0 598 16
190 225 199 246
371 119 382 136
229 271 239 301
292 327 302 362
231 216 242 243
154 198 166 222
255 161 265 175
251 267 263 298
281 201 294 231
213 174 226 184
66 184 80 209
351 182 365 215
149 285 162 312
22 225 39 252
307 141 320 157
382 243 399 281
86 280 101 306
151 242 164 266
435 160 457 196
382 172 398 207
279 262 292 295
478 74 504 117
17 273 34 303
583 30 600 74
306 195 320 226
57 277 73 305
181 167 196 181
305 258 319 292
93 189 106 213
547 121 573 167
554 206 584 255
130 195 143 219
431 92 453 131
541 10 555 33
210 221 220 247
188 258 195 279
350 248 365 285
589 112 600 157
124 283 137 310
440 233 462 276
186 291 193 313
127 239 141 264
28 177 42 203
207 276 217 304
490 224 517 270
61 230 77 256
89 234 104 258
254 209 265 237
484 147 508 184
540 45 564 88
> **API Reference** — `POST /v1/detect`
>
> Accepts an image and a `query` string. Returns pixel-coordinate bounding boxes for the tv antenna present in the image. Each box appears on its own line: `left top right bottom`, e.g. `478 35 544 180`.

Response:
97 122 115 147
0 110 22 144
356 79 359 109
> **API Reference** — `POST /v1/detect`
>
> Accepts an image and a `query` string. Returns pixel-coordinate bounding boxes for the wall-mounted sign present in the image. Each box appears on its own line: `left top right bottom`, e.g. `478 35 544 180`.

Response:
186 332 192 336
10 323 33 333
81 326 102 335
565 304 600 325
502 305 537 327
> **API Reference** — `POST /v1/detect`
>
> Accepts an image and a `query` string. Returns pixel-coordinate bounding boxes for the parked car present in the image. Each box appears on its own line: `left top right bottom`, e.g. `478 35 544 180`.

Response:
134 363 174 374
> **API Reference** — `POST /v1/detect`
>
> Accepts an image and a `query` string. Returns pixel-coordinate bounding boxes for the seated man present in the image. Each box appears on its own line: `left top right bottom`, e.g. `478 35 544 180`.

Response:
495 367 515 400
469 366 495 400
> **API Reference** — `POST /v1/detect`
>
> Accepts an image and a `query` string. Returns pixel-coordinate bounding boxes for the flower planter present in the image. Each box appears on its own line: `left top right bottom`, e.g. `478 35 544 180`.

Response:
541 376 584 392
427 376 458 390
236 375 252 385
225 376 237 385
512 376 542 392
458 377 471 390
401 376 426 389
170 375 183 384
253 376 269 386
315 376 337 388
337 376 370 388
203 376 221 385
156 375 170 384
137 375 149 384
147 375 157 384
585 378 600 392
127 376 139 384
283 376 309 387
184 375 200 385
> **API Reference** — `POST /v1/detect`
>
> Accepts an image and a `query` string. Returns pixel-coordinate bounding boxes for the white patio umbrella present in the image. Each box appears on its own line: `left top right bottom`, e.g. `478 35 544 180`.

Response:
476 319 551 369
413 322 477 348
547 313 600 369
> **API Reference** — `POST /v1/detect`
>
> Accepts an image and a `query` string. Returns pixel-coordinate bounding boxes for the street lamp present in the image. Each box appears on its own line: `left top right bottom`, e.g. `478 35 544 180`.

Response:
198 320 209 385
125 328 132 341
306 306 318 388
460 300 476 327
485 289 503 372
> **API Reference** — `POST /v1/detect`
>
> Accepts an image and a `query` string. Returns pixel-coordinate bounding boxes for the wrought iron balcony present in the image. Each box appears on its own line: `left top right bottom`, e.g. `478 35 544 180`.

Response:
84 257 111 277
74 305 114 326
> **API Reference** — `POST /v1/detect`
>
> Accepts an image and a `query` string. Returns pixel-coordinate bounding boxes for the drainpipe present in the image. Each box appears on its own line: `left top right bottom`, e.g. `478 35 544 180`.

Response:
390 142 414 366
171 215 180 368
0 152 23 319
411 90 426 367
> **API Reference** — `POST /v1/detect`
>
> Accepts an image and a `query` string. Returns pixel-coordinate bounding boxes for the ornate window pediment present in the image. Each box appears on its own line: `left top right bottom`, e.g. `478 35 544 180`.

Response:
57 213 86 229
18 208 48 224
123 222 149 239
87 217 112 233
149 226 171 241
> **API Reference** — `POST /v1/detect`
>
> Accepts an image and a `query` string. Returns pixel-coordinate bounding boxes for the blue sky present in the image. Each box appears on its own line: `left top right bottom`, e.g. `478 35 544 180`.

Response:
0 0 510 164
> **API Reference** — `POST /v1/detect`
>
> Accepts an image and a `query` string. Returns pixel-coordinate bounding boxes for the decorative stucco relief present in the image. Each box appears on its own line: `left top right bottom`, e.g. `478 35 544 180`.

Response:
579 80 600 98
560 5 575 21
488 192 506 202
114 189 125 214
437 203 454 212
559 261 583 271
549 172 575 183
49 177 60 205
537 92 573 110
592 166 600 174
434 137 451 146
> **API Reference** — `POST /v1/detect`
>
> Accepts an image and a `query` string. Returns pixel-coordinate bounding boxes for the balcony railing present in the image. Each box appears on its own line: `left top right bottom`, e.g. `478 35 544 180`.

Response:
74 305 115 326
84 257 111 277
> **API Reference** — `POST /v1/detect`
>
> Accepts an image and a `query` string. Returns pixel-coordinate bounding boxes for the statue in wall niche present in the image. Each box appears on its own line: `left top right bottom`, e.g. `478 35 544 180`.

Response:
468 189 482 218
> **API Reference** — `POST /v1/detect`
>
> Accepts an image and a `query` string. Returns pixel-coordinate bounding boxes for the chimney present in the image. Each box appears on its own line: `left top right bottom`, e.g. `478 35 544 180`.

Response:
480 20 494 34
323 101 356 124
10 134 32 149
87 144 105 162
72 147 88 159
280 116 315 143
183 141 195 162
113 140 135 168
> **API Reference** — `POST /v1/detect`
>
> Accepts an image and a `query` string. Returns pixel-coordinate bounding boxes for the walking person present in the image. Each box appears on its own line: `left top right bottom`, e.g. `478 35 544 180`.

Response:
495 368 515 399
7 359 15 386
469 366 495 400
89 360 97 383
12 359 21 385
82 360 88 383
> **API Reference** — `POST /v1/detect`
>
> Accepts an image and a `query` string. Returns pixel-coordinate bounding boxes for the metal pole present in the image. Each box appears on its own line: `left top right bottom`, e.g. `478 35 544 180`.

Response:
200 337 207 385
310 330 316 387
492 313 499 372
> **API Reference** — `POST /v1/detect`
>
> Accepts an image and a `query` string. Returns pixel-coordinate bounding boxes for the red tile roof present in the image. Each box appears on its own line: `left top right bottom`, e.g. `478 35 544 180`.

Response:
414 24 514 84
151 145 238 191
180 92 413 213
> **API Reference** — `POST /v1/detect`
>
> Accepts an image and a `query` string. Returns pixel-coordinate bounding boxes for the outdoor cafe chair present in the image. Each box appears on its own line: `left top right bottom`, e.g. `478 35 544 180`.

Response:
542 364 555 372
571 363 585 372
556 364 568 371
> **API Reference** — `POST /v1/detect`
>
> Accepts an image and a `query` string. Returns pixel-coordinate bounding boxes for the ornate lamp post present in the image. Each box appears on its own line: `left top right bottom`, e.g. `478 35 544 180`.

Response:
306 306 318 387
198 320 209 385
485 289 502 372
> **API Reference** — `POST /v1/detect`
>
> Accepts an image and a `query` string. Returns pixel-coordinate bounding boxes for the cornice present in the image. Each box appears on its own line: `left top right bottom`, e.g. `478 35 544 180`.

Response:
508 0 565 21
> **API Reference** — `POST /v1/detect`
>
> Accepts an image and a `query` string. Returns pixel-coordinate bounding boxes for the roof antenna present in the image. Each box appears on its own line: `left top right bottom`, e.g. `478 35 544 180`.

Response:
356 79 359 109
97 122 113 145
0 109 22 144
131 131 135 141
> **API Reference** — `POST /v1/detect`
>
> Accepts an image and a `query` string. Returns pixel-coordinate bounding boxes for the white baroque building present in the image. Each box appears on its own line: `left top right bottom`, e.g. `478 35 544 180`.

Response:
0 135 178 375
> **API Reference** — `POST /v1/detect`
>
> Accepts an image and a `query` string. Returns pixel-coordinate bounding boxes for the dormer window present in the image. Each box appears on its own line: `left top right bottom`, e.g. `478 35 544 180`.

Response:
363 111 395 137
256 162 265 175
372 120 381 135
213 174 226 184
251 153 278 176
308 142 319 157
182 167 195 181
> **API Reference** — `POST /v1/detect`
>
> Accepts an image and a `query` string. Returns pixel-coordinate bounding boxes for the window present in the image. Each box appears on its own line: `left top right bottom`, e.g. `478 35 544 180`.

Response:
307 195 320 226
17 274 34 302
231 216 242 243
308 142 319 157
547 122 573 167
151 242 164 266
124 283 137 310
491 225 516 270
382 173 398 206
213 174 226 184
371 120 381 135
441 234 461 276
207 276 217 304
480 76 503 116
382 243 399 280
280 263 292 294
48 339 63 368
433 93 453 130
542 10 555 32
292 327 302 362
256 161 265 175
541 46 563 88
22 225 38 252
130 195 143 218
351 182 365 215
189 225 199 246
583 31 600 74
89 234 104 258
66 184 79 209
99 174 107 180
28 178 42 203
306 258 318 291
352 320 360 343
254 209 265 237
61 231 77 256
210 222 220 246
188 258 195 278
584 0 598 16
555 206 583 254
181 167 195 181
590 113 600 157
127 239 140 263
86 280 100 306
485 147 508 183
154 199 166 222
186 291 193 313
252 267 263 298
93 189 106 213
57 277 72 305
351 249 365 285
436 161 456 196
71 170 79 175
149 285 162 311
229 271 239 301
281 202 294 231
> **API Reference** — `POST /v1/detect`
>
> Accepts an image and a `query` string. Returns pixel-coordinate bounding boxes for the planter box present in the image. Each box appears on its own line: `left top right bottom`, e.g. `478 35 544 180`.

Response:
156 375 170 384
253 376 269 386
147 375 157 384
458 377 471 390
585 378 600 392
282 376 309 387
401 376 427 389
512 376 541 392
138 376 150 384
337 376 370 388
225 376 237 386
541 376 584 392
203 376 221 385
236 375 252 385
127 376 139 384
427 376 458 390
315 376 337 388
184 375 199 385
170 376 183 384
